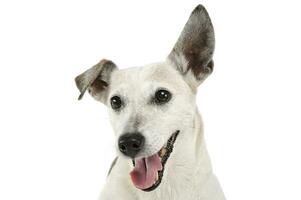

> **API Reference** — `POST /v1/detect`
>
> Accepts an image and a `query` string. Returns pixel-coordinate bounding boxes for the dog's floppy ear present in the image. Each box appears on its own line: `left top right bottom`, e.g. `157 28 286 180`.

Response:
75 59 117 103
167 5 215 88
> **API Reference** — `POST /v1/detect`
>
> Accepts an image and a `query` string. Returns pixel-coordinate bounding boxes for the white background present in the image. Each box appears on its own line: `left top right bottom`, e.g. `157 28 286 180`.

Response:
0 0 300 200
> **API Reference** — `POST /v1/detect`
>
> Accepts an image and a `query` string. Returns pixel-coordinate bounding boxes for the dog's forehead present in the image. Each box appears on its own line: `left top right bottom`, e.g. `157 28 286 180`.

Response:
109 62 185 94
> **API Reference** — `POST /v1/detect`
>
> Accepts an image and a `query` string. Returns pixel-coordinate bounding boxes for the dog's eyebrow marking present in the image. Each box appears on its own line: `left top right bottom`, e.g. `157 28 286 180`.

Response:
107 157 118 176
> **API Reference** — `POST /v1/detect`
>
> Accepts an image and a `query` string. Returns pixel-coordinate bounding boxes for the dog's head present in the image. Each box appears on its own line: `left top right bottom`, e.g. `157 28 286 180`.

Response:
75 5 214 192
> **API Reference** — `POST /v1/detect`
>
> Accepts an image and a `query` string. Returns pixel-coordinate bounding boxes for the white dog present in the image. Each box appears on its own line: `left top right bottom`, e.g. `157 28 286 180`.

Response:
75 5 226 200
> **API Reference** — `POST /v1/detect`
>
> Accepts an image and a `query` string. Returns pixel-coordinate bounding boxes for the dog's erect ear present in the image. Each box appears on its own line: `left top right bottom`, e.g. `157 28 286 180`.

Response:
167 5 215 88
75 59 117 103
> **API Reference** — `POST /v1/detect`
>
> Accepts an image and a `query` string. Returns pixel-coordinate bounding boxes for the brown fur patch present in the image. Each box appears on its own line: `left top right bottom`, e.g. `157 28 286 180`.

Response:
75 59 117 101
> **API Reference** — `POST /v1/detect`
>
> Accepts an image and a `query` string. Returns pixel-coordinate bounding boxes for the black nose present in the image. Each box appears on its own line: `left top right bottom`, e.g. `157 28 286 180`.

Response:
118 133 145 158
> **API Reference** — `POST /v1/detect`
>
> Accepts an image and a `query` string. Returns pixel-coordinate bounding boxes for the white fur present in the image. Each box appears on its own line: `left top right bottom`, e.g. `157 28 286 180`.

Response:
99 62 226 200
74 5 225 199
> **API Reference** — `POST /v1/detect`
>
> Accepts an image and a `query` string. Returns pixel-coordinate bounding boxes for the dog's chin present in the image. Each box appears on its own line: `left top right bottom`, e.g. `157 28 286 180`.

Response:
129 131 179 192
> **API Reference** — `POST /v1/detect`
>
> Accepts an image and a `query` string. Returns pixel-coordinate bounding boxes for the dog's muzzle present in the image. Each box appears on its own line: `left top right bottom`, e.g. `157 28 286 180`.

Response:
118 131 180 192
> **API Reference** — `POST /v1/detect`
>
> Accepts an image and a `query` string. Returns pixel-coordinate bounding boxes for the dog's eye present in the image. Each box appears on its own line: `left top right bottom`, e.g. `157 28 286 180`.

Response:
154 89 171 104
110 96 122 110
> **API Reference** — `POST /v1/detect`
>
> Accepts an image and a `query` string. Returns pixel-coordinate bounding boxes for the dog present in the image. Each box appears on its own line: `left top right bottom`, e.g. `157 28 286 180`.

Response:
75 5 226 200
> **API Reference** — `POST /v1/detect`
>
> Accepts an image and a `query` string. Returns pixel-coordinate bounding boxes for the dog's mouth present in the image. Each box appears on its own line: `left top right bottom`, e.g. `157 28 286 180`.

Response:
130 131 179 192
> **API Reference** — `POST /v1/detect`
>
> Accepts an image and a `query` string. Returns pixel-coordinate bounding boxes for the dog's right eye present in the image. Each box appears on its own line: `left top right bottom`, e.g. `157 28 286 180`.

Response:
110 96 122 110
154 89 172 104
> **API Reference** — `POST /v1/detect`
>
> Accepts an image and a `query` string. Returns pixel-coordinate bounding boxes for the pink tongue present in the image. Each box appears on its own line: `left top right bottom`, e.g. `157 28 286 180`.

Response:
130 154 162 189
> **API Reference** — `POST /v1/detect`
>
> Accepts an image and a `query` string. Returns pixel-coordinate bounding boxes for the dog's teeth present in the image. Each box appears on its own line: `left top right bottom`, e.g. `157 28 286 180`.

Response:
160 148 167 157
155 173 159 182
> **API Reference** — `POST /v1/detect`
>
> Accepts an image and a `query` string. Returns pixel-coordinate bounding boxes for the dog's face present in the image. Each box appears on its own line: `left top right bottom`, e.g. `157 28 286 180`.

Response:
107 63 195 157
75 5 214 192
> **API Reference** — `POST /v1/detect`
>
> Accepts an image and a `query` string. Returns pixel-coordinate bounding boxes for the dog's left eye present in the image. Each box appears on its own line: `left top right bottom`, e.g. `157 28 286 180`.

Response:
110 96 122 110
154 89 172 104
